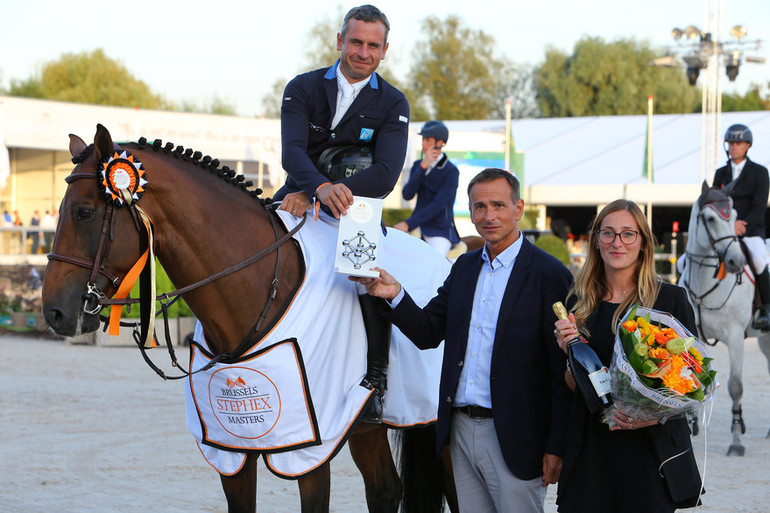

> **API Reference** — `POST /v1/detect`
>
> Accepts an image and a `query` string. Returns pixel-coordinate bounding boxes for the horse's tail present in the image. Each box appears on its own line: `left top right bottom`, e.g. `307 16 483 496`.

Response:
395 424 451 513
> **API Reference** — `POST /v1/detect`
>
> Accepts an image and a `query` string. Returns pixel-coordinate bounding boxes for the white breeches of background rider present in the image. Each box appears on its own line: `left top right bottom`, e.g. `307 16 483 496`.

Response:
743 235 768 273
423 235 452 258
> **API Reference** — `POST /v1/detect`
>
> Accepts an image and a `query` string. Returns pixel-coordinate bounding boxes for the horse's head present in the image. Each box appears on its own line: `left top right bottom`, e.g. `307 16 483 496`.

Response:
42 124 147 336
690 180 745 273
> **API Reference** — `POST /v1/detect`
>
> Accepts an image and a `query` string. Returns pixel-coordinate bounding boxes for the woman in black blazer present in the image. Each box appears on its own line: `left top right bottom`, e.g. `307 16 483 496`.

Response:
554 199 703 512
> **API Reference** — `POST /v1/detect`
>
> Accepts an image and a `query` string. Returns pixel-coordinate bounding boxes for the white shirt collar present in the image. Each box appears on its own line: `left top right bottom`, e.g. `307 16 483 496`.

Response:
335 65 369 99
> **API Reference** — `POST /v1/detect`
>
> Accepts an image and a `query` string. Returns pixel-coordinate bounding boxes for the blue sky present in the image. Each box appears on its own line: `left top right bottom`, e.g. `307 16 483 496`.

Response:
1 0 768 117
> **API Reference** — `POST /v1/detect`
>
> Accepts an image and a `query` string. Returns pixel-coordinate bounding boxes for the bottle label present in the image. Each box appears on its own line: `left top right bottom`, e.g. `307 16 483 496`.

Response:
587 367 612 397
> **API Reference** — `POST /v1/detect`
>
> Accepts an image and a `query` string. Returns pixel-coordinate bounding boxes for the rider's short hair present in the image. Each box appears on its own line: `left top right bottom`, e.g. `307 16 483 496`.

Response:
340 5 390 45
467 168 520 203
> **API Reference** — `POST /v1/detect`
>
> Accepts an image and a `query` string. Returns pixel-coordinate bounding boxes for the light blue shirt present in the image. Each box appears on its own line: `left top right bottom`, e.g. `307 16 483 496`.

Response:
454 235 523 409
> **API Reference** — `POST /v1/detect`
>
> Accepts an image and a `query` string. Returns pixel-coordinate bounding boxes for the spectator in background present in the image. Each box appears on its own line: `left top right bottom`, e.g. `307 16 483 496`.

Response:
28 210 41 254
41 210 56 252
394 120 460 257
1 211 11 253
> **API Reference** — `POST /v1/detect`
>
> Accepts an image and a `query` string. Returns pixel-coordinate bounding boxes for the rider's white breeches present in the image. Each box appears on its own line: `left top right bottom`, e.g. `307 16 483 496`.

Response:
743 235 768 273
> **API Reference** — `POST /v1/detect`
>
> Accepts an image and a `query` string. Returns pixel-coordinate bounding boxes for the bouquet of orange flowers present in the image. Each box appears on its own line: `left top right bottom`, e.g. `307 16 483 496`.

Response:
604 305 718 427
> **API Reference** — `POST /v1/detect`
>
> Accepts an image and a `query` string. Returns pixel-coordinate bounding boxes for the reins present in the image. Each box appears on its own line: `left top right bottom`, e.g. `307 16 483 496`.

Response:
113 206 305 380
48 164 307 380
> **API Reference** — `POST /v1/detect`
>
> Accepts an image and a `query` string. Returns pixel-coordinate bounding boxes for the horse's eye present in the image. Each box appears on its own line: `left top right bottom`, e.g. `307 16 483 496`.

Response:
76 207 94 221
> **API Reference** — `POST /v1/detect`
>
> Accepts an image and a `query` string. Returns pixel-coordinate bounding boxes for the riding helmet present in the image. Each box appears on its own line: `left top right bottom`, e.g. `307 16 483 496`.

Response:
724 124 753 146
418 120 449 143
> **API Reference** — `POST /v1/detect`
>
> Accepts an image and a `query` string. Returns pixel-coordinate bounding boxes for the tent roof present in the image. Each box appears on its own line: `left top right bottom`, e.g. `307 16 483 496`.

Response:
437 111 770 206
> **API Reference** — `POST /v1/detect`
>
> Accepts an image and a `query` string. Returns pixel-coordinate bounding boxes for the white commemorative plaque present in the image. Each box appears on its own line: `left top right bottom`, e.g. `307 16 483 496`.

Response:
334 196 383 278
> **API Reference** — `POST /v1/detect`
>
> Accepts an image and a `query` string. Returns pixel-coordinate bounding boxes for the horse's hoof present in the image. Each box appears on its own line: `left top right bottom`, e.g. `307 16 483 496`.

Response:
726 444 746 456
766 428 770 439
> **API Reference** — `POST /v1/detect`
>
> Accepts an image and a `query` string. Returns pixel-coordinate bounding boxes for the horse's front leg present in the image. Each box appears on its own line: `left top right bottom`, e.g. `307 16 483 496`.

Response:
220 453 258 513
298 462 331 513
348 425 401 513
726 334 747 456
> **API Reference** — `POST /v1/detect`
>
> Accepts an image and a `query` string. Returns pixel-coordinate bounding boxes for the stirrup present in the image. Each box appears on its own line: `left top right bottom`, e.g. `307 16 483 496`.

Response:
359 378 384 423
752 307 770 331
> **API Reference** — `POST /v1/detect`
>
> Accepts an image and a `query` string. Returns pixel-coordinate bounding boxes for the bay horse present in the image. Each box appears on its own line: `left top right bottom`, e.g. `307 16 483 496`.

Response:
42 124 455 513
679 181 770 456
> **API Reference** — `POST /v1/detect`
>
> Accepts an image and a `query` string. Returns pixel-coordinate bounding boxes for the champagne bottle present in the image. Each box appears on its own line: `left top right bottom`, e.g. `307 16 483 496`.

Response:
552 302 613 415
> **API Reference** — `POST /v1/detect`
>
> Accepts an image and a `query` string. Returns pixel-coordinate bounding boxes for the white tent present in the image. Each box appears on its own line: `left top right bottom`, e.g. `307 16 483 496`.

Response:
423 111 770 210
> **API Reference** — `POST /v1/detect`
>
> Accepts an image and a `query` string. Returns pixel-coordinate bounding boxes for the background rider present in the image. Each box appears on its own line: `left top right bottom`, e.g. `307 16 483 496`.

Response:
393 120 460 258
713 123 770 330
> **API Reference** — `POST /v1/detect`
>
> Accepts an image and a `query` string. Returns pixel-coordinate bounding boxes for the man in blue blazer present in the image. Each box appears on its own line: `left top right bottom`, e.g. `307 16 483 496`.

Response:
352 168 573 512
274 5 409 423
274 4 409 218
394 120 460 257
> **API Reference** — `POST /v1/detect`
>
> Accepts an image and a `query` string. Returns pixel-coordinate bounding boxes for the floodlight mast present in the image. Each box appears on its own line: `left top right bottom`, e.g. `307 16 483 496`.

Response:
668 0 763 181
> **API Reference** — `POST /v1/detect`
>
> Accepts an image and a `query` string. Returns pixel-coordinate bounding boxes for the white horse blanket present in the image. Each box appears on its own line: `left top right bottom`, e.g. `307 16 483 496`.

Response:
184 210 451 477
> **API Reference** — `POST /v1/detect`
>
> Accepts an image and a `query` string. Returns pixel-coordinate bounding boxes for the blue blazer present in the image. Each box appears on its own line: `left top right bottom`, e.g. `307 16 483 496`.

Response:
402 156 460 243
275 62 410 201
383 237 574 480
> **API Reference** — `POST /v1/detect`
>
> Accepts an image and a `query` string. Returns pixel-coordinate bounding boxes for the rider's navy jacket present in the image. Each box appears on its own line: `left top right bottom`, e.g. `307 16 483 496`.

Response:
714 157 769 238
402 155 460 244
274 61 410 201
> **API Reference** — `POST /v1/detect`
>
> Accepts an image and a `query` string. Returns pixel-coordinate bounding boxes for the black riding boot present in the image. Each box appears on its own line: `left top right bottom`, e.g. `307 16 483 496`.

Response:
754 269 770 331
358 294 391 423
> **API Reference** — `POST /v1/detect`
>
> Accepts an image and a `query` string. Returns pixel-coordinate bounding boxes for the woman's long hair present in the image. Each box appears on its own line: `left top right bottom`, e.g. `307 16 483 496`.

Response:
568 199 661 335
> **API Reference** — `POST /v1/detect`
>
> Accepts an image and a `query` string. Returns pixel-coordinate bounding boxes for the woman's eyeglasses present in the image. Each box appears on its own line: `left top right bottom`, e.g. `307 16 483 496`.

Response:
597 229 639 245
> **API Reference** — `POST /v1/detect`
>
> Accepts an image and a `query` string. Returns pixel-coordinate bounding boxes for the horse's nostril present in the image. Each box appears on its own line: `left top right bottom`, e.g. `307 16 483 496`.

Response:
44 307 64 331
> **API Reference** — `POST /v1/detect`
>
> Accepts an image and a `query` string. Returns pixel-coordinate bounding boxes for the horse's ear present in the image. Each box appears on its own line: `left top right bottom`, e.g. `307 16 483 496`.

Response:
701 180 710 197
68 134 87 158
722 180 736 197
93 124 114 163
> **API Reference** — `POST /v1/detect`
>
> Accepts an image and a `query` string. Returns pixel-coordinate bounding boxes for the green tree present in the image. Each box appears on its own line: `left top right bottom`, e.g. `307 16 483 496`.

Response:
535 37 700 117
722 84 770 111
9 49 164 109
261 78 286 118
302 6 347 73
177 95 238 116
409 15 508 120
492 63 539 119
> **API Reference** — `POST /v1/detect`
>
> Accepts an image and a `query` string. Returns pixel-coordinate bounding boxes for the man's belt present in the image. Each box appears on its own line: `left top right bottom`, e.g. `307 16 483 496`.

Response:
453 405 493 418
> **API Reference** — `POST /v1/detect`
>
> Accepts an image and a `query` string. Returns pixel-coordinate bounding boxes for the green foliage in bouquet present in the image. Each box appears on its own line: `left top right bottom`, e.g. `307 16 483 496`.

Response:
618 304 716 400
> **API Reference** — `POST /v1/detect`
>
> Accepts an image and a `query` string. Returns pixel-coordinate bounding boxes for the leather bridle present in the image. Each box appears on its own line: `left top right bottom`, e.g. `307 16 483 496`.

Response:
48 172 122 314
47 166 307 379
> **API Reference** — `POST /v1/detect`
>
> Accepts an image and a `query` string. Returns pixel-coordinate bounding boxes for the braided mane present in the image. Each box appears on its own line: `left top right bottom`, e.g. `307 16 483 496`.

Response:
71 137 266 203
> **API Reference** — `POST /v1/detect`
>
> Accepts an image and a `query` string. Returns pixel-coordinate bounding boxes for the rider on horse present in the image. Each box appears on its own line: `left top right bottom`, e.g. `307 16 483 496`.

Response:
713 123 770 331
273 5 409 423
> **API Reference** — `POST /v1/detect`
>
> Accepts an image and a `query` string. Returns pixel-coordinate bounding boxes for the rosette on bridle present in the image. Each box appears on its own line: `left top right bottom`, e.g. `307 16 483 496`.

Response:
99 150 156 348
100 151 147 207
